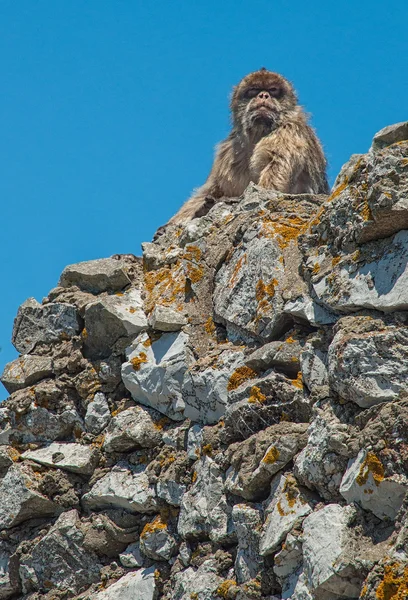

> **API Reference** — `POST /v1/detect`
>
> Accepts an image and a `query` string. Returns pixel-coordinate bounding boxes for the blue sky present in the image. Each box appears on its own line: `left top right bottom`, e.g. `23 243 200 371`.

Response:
1 1 407 399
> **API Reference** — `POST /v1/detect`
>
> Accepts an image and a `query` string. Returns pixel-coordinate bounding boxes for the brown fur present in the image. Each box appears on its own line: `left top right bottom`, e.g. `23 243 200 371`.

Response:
168 68 329 225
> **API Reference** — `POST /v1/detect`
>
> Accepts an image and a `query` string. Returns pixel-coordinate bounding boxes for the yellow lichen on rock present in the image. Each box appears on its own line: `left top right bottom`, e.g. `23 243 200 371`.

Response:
248 385 266 404
227 366 258 391
375 563 408 600
130 352 148 371
356 452 385 487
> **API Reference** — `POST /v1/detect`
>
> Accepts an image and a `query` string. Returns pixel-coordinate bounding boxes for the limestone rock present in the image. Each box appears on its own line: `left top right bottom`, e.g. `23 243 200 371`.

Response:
103 405 162 453
119 542 144 568
22 442 99 475
340 449 408 520
139 516 178 561
0 464 56 529
84 288 147 358
92 567 157 600
12 298 81 354
259 474 312 556
59 257 131 294
171 559 223 600
148 304 187 331
85 391 111 434
328 317 408 407
372 120 408 150
0 355 53 393
82 462 158 513
232 504 262 583
19 509 101 596
245 338 303 377
302 504 364 598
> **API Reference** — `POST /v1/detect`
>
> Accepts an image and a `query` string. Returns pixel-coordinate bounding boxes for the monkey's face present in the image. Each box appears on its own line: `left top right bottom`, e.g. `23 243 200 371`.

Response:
231 69 297 136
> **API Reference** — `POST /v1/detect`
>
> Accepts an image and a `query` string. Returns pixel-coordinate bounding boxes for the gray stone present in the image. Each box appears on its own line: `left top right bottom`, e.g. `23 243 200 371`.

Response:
59 257 131 294
140 516 178 561
0 464 56 529
302 504 363 598
232 504 262 583
148 304 187 331
328 319 408 408
103 405 162 453
84 288 147 358
92 567 157 600
372 121 408 151
157 479 186 506
283 296 337 327
82 462 158 513
0 355 53 393
186 424 203 460
245 339 302 377
19 509 101 596
0 547 15 599
178 455 232 543
171 559 223 600
22 442 99 475
85 391 111 434
340 449 408 520
119 542 144 568
12 298 81 354
259 474 312 556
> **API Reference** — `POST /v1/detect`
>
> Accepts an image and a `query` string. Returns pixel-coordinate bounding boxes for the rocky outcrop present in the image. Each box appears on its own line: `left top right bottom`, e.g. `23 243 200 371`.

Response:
0 121 408 599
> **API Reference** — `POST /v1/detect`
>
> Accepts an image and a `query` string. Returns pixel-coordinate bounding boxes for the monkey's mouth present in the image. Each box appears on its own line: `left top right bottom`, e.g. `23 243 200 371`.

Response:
249 105 275 122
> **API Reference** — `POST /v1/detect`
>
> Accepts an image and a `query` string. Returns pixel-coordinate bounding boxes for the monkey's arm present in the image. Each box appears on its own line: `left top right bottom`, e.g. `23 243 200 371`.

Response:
250 120 310 192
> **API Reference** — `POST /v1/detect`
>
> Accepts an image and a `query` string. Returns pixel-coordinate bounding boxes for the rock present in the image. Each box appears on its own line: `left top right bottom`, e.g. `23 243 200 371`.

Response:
225 423 308 500
232 504 262 583
294 401 352 501
340 449 408 520
59 257 131 294
178 455 232 543
157 479 186 506
0 464 56 529
372 121 408 150
245 338 303 377
0 547 16 599
84 288 147 358
300 333 329 393
148 304 187 331
19 509 101 596
171 559 223 600
328 317 408 408
12 298 81 354
139 515 178 561
186 424 203 460
0 355 53 393
259 474 312 556
0 447 14 473
283 295 337 327
22 442 99 475
85 391 111 434
302 504 363 598
273 532 304 597
93 567 157 600
103 406 162 453
122 331 192 421
82 462 158 513
119 542 144 568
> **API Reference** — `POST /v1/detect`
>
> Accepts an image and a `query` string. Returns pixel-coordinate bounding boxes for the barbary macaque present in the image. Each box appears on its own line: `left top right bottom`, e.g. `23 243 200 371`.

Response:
166 68 329 227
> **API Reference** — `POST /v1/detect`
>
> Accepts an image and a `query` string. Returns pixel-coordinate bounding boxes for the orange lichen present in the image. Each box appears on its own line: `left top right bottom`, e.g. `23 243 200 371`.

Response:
185 263 204 284
291 372 303 389
128 306 137 314
312 262 320 274
248 385 266 404
144 263 186 313
262 446 280 464
328 178 349 201
332 256 341 267
261 215 309 249
154 416 170 430
356 452 385 487
7 447 20 462
184 245 202 262
230 254 247 287
216 580 237 598
205 316 216 335
191 470 198 483
130 352 148 371
140 515 167 539
81 328 88 340
143 336 153 347
227 366 258 391
361 201 373 221
201 444 213 457
159 454 175 468
375 563 408 600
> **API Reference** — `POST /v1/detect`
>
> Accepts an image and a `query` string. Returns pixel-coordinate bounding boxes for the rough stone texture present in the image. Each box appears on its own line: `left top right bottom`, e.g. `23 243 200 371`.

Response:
59 257 132 294
0 355 53 393
12 298 81 354
22 442 99 475
1 123 408 599
103 405 162 452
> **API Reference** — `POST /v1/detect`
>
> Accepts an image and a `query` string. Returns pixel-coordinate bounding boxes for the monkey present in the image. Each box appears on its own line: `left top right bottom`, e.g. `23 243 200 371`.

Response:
164 68 329 228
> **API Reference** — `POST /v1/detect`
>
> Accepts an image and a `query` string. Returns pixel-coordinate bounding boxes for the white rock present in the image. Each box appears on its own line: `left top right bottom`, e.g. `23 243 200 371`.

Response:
178 456 232 543
0 355 53 393
140 516 178 561
300 342 329 392
340 449 408 520
283 296 336 326
171 559 223 600
0 465 56 529
148 304 187 331
259 474 312 556
82 462 157 513
157 479 186 506
103 406 162 452
302 504 363 598
59 257 131 294
85 392 111 434
22 442 98 475
232 504 262 583
119 542 144 568
93 567 156 600
186 424 203 459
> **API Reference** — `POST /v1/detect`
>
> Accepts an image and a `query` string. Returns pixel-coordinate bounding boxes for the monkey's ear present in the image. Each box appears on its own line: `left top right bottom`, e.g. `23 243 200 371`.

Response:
260 66 268 71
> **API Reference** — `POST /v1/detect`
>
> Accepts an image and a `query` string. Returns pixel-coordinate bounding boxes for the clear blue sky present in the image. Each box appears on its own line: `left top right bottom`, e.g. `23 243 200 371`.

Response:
1 1 407 399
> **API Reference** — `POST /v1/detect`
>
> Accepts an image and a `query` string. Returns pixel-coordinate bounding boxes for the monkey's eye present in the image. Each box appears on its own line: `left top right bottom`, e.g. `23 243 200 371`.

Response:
244 88 260 99
268 87 281 97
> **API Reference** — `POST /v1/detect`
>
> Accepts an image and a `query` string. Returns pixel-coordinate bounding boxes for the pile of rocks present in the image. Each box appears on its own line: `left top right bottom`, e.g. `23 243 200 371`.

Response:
1 121 408 599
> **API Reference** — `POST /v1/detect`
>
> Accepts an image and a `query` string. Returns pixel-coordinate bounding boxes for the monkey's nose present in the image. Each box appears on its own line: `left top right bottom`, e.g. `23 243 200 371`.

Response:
257 91 270 99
